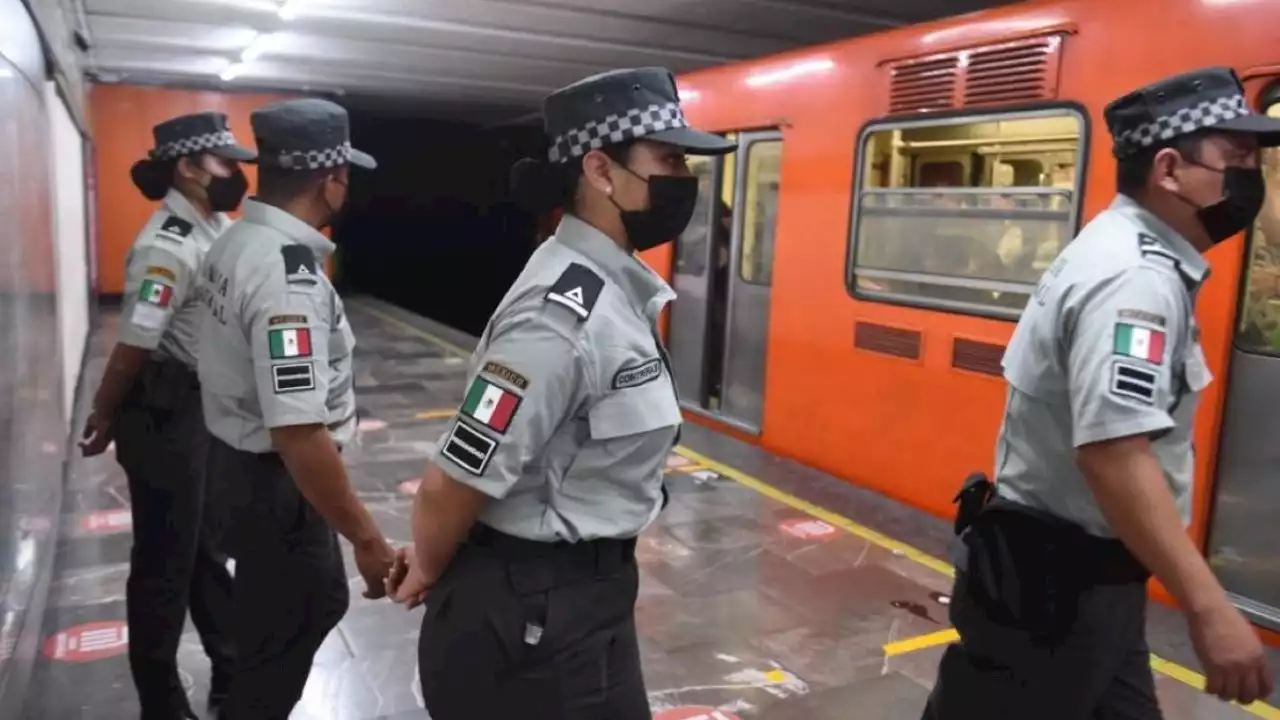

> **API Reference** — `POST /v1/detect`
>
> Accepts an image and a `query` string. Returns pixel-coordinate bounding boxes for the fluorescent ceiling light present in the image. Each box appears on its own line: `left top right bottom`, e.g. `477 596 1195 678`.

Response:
220 63 247 81
278 0 302 20
241 32 275 62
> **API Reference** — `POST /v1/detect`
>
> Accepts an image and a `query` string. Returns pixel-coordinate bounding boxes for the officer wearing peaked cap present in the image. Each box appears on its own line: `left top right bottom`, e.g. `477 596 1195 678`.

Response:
80 111 254 720
384 67 735 719
922 67 1277 719
196 98 394 719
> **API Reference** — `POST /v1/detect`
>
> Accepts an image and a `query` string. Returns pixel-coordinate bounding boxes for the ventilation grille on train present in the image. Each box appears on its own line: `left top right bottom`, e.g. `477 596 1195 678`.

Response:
887 34 1065 114
951 338 1005 377
854 321 921 360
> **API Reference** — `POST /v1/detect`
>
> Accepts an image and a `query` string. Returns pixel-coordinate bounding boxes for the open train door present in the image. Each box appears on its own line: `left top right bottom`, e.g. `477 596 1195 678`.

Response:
1203 76 1280 633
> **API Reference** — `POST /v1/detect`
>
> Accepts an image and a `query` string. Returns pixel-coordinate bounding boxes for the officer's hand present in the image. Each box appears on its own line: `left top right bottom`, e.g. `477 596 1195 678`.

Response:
1189 601 1274 706
78 411 114 457
354 538 395 600
385 547 430 610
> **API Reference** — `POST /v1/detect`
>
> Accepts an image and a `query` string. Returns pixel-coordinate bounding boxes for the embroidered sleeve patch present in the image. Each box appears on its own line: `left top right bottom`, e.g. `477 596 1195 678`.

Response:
156 215 194 242
129 304 168 330
269 327 312 359
1113 322 1165 365
460 376 521 434
272 362 315 394
144 265 177 282
138 279 174 308
482 360 529 391
612 358 662 389
544 262 604 321
440 420 497 476
269 314 309 326
281 245 318 285
1110 362 1158 404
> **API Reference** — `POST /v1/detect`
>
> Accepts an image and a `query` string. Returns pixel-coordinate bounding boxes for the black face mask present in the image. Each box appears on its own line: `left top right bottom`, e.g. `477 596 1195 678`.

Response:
1177 162 1266 245
611 169 699 252
204 167 249 213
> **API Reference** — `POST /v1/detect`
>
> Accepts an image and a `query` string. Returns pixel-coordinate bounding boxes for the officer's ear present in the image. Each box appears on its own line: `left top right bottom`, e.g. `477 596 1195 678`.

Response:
175 155 206 182
580 149 615 197
1151 146 1187 195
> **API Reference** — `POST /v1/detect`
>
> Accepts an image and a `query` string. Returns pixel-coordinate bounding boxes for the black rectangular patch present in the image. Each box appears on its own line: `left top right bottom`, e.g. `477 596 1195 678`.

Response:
281 245 319 285
158 215 193 240
544 262 604 321
272 362 316 394
1110 362 1157 404
440 420 497 476
612 358 662 389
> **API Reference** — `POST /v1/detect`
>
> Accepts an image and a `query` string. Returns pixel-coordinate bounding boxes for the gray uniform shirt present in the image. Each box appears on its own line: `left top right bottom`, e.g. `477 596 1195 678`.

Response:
196 199 356 453
118 188 231 368
432 214 682 542
995 194 1213 537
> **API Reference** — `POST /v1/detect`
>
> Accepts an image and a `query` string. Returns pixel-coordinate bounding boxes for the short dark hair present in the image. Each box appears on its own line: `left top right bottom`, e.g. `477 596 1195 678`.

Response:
1115 130 1210 197
256 164 340 204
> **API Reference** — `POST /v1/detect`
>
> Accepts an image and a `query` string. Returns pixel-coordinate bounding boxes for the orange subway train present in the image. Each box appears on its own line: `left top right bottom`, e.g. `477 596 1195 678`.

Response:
624 0 1280 637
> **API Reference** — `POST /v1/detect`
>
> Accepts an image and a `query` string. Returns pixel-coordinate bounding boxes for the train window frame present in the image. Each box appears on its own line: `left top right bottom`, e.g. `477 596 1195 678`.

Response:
735 137 783 287
1233 82 1280 357
844 103 1092 321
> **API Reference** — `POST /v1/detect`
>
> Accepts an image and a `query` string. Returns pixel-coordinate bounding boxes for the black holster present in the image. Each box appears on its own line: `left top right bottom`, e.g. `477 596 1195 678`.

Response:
960 493 1150 645
131 355 199 413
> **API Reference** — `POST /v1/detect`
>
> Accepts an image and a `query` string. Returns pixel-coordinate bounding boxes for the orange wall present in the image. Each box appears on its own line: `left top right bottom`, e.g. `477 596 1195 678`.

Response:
90 84 295 295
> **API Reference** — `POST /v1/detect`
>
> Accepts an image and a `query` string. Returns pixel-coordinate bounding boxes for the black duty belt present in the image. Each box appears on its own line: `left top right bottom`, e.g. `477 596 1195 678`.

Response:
466 524 637 594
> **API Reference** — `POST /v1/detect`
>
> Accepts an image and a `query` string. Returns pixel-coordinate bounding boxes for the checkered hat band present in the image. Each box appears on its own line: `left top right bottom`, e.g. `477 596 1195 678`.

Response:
274 142 352 171
1118 94 1251 151
547 102 688 164
153 130 238 160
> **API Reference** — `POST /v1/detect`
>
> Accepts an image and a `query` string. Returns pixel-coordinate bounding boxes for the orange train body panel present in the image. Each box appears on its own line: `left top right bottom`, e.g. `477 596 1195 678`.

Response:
646 0 1280 632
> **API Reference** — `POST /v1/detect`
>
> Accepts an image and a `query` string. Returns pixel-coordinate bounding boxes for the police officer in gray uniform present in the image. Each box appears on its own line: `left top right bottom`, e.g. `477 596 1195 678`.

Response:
384 68 735 718
923 67 1277 719
80 111 251 720
196 98 396 718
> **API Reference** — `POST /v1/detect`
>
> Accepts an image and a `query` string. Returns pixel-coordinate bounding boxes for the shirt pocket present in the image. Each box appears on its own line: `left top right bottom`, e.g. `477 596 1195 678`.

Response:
588 374 682 440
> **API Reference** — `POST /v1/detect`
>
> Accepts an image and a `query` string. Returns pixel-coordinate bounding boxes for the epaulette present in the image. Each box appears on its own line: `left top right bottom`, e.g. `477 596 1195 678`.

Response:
1136 232 1195 293
280 245 319 286
544 262 604 322
155 215 194 244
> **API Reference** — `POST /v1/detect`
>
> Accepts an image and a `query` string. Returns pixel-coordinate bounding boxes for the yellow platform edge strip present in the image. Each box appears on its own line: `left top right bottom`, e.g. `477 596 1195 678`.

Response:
356 298 1278 717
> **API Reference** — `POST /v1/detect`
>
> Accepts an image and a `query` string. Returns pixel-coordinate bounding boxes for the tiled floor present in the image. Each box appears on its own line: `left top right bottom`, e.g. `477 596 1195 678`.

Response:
21 296 1279 719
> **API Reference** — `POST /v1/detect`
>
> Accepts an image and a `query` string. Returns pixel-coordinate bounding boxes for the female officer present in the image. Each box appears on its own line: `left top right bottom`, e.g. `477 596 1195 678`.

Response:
386 67 735 718
79 111 253 720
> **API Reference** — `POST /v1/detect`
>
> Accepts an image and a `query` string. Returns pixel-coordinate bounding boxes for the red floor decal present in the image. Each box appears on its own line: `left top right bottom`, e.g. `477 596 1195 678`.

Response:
399 478 422 495
358 418 388 432
654 708 741 720
778 517 838 541
80 509 132 534
43 621 129 662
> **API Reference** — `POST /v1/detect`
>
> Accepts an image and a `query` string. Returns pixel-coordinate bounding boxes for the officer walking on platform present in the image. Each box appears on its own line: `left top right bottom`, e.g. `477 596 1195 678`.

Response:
196 98 396 718
923 66 1277 719
384 68 735 718
79 111 252 720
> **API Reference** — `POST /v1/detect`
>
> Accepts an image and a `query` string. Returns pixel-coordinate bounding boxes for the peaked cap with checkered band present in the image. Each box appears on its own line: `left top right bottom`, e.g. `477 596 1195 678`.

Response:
250 98 377 172
148 112 256 162
1105 66 1280 159
544 67 735 165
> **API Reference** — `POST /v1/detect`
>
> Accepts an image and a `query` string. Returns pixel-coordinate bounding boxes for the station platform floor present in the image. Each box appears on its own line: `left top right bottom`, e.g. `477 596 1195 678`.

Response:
21 295 1280 719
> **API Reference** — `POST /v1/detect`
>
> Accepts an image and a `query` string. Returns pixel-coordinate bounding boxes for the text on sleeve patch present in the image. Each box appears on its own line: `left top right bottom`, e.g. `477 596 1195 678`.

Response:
271 362 315 394
612 358 662 390
481 360 529 391
269 327 312 359
144 265 177 282
1110 362 1157 405
440 420 497 476
461 377 522 434
1113 322 1165 364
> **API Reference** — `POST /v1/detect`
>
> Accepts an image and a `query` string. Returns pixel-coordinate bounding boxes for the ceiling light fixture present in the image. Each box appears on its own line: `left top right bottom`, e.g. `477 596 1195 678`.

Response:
278 0 302 20
220 63 247 82
240 32 275 62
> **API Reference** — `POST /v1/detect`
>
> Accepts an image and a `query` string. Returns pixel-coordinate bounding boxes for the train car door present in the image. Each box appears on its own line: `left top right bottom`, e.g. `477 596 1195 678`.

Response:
667 131 782 434
1204 84 1280 632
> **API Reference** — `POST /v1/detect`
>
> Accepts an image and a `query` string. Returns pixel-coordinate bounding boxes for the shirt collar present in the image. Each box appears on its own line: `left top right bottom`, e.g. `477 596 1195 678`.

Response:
551 214 675 319
240 198 336 261
1111 194 1210 286
162 188 229 239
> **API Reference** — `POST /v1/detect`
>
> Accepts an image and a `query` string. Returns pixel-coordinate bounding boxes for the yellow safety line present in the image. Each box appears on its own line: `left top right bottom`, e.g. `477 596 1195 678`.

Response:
354 302 1280 717
414 409 456 420
883 628 960 657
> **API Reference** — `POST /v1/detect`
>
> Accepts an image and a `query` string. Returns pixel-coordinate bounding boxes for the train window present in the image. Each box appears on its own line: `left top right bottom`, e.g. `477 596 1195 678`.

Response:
739 139 782 286
675 155 718 278
1235 98 1280 355
847 108 1085 318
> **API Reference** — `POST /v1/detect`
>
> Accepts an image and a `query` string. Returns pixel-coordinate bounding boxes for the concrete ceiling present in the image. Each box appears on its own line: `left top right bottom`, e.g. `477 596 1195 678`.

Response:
78 0 1020 123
